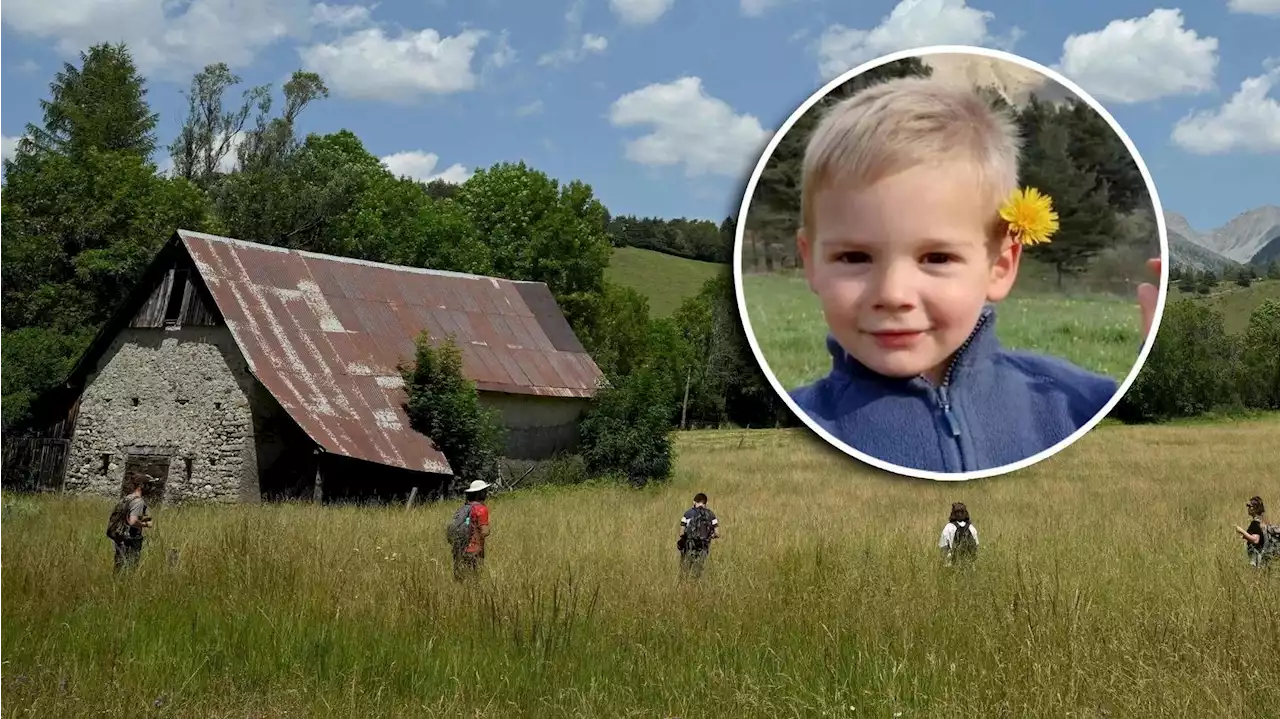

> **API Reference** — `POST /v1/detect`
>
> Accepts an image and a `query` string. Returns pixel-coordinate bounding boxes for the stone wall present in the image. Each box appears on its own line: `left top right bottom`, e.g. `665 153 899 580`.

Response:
63 326 261 503
478 392 591 460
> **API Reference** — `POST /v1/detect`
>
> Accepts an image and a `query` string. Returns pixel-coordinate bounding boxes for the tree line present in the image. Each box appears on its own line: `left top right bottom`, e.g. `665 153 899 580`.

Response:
606 215 736 264
1116 297 1280 421
1171 262 1280 293
742 58 1159 292
0 43 787 488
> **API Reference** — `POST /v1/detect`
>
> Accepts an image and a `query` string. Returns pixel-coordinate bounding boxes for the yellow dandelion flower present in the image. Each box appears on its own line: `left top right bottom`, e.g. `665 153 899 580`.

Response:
999 187 1059 246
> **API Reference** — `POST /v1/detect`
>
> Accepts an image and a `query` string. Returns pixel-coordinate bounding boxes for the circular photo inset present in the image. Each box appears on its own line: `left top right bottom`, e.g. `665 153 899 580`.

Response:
734 45 1169 481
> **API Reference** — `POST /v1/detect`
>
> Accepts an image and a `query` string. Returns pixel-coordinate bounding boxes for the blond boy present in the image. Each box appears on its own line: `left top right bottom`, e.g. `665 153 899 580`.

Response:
789 76 1159 473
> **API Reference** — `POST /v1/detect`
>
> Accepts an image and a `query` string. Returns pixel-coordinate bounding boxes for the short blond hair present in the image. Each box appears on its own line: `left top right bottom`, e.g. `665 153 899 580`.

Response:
800 76 1022 233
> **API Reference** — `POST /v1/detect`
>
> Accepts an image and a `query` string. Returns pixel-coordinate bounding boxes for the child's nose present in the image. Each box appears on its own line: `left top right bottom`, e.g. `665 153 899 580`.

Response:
871 262 917 310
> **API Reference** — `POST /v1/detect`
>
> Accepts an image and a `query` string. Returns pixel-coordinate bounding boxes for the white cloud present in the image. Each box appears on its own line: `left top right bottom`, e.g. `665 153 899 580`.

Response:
0 0 311 78
1228 0 1280 16
1172 62 1280 154
2 135 23 162
609 76 772 179
517 100 546 116
538 33 609 66
300 28 486 101
610 0 674 25
741 0 787 17
817 0 1007 80
486 30 517 71
382 151 472 184
539 0 608 67
311 3 374 29
1057 9 1218 104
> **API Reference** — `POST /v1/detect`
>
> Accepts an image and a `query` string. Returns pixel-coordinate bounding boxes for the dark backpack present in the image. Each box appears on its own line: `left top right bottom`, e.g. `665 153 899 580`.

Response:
445 503 472 550
685 507 714 547
106 498 133 541
952 522 978 561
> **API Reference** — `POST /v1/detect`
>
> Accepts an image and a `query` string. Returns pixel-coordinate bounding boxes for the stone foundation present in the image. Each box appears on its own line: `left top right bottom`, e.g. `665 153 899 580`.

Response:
63 326 260 503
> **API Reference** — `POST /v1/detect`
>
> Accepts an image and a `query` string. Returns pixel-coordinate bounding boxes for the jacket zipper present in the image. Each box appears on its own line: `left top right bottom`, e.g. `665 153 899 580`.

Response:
929 310 992 443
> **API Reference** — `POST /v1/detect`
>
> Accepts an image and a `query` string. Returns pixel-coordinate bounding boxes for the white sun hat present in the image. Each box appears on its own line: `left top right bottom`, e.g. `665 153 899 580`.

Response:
464 480 491 493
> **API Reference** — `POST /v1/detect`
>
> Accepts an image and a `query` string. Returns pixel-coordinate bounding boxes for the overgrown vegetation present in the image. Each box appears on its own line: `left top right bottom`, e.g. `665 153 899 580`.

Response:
3 422 1278 717
401 333 505 491
1117 297 1280 420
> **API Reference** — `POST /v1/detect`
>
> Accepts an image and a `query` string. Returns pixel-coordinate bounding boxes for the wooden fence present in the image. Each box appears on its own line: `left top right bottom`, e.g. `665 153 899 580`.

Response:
2 437 70 492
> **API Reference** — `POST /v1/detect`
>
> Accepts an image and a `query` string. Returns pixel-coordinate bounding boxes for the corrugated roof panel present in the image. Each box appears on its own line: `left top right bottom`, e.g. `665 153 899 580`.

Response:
515 349 552 388
494 350 533 388
457 284 481 314
470 282 500 316
177 230 601 475
472 344 513 386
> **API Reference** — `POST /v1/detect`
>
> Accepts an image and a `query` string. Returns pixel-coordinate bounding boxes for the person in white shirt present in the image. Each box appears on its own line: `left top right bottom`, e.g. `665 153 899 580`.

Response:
939 502 979 566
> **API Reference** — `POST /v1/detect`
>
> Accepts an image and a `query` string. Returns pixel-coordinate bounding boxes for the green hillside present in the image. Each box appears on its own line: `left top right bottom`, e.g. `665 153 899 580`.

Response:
606 246 725 316
1171 278 1280 333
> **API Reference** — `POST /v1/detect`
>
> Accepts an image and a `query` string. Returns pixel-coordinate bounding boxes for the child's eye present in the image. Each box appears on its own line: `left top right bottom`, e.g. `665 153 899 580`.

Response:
922 252 954 264
834 251 871 263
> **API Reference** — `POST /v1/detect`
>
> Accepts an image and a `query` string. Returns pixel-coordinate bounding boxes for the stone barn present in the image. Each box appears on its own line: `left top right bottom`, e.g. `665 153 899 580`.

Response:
54 230 604 504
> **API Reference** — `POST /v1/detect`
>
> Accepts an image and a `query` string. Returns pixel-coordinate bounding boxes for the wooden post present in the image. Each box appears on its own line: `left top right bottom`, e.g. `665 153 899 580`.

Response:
405 486 419 511
313 466 323 504
680 369 692 430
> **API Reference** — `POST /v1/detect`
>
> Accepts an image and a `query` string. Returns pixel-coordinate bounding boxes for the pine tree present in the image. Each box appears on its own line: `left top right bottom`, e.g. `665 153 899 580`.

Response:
1020 119 1115 288
24 43 158 162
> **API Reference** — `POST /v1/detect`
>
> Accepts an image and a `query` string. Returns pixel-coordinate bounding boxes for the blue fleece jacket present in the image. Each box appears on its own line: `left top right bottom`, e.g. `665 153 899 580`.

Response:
790 305 1119 473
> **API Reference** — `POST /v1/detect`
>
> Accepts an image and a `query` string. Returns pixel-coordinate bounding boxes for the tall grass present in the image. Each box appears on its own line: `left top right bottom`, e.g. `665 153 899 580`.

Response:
742 273 1143 388
4 419 1279 717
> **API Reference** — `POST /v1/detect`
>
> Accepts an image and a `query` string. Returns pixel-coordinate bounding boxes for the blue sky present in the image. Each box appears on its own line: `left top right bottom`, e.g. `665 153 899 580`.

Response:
2 0 1277 233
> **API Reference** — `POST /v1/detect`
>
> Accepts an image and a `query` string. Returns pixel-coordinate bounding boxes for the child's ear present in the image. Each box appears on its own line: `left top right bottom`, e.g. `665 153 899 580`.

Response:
987 231 1021 302
797 228 816 292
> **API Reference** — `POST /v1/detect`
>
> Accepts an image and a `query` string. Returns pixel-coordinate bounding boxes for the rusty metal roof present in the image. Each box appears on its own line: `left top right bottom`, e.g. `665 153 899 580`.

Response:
178 230 604 475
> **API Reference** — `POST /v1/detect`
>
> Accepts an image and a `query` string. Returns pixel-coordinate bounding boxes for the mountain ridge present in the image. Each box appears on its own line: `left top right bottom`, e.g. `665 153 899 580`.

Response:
1166 206 1280 265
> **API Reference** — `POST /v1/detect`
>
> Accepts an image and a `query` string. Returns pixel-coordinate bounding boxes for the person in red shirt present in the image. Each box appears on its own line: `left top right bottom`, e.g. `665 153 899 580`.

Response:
454 480 492 581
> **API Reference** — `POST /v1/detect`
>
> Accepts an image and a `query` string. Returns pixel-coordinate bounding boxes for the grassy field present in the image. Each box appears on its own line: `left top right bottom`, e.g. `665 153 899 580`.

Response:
606 247 724 316
741 273 1143 388
1170 278 1280 334
4 418 1280 718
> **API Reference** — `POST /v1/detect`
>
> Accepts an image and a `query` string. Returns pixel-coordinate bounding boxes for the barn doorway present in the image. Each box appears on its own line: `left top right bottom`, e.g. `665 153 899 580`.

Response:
122 453 171 505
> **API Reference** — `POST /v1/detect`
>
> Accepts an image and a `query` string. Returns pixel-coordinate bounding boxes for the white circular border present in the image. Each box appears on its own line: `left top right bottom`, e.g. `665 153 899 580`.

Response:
733 44 1170 482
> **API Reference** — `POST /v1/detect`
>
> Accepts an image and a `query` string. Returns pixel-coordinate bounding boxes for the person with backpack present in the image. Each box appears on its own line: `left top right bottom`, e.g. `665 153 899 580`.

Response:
106 474 154 574
1228 491 1269 565
446 480 492 582
938 502 978 567
677 493 720 580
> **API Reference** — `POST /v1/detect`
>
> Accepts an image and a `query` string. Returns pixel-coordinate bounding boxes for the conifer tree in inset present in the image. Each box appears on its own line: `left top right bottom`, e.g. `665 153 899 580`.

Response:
1019 119 1116 289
